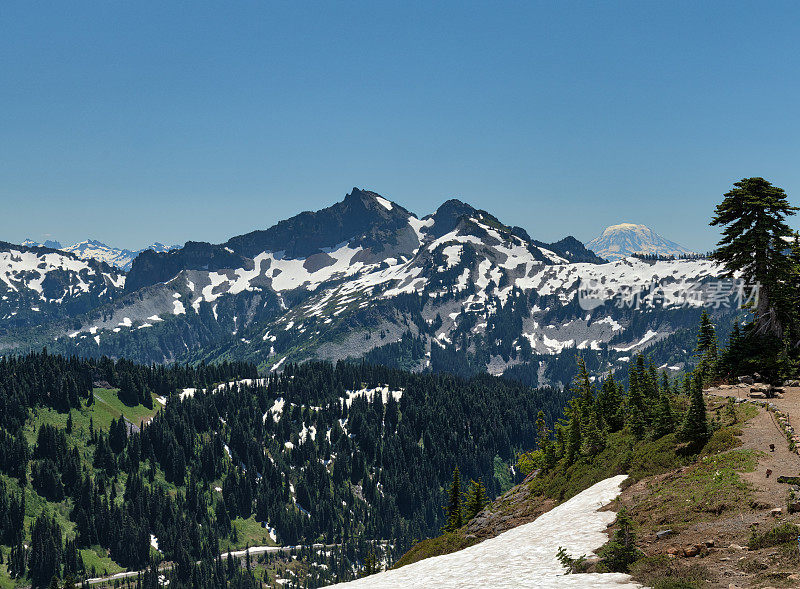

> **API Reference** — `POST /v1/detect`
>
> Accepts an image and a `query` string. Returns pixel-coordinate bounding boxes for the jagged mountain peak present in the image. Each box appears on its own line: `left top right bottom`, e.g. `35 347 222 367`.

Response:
585 223 695 260
538 235 606 264
424 199 501 239
22 237 63 250
16 237 181 271
222 188 413 260
344 187 407 215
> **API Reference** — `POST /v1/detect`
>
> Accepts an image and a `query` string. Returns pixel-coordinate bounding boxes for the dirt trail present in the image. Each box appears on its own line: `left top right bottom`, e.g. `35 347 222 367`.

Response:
617 386 800 588
709 385 800 506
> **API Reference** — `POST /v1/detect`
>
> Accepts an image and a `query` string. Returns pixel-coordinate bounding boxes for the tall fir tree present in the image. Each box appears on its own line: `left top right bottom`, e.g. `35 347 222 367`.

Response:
565 407 582 465
625 363 647 439
696 311 718 384
678 372 710 445
711 177 798 337
463 480 488 522
444 467 463 532
653 388 675 438
596 375 623 432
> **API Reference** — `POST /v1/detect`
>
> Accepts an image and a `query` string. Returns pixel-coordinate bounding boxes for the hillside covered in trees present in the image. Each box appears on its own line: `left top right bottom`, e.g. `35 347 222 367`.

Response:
0 352 572 588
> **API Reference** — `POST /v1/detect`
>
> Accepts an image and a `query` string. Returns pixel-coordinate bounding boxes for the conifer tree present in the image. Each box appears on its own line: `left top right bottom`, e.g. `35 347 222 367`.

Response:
566 408 582 465
660 372 671 397
596 375 622 431
362 548 378 576
463 479 488 522
534 411 557 469
627 404 646 441
598 508 640 573
535 411 548 450
573 358 595 412
636 355 659 422
29 513 62 588
582 408 605 456
554 424 567 460
724 321 744 373
653 388 675 438
625 364 646 439
678 372 710 446
444 467 463 532
696 311 718 384
711 177 798 337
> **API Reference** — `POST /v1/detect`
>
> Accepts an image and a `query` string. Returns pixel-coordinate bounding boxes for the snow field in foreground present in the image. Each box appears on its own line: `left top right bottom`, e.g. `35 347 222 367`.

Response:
326 475 643 588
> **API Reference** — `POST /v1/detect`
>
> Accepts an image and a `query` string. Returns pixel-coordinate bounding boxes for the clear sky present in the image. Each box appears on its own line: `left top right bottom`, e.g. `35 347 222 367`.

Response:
2 1 799 252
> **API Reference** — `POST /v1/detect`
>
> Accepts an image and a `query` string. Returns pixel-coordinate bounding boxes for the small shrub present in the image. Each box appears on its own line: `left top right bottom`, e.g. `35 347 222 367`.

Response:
629 555 708 589
701 426 743 455
747 522 800 550
597 508 641 573
555 546 587 574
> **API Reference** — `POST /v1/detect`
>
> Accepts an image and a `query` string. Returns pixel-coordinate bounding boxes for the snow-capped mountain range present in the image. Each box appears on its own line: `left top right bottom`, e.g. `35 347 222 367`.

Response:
2 189 730 385
22 238 181 271
585 223 696 261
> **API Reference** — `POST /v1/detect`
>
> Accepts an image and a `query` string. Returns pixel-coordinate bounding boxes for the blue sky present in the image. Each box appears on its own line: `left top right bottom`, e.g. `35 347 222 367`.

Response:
2 2 799 251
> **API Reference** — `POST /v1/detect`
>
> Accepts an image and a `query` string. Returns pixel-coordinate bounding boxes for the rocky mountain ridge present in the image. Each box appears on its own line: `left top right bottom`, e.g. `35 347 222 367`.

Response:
23 238 181 271
2 189 730 385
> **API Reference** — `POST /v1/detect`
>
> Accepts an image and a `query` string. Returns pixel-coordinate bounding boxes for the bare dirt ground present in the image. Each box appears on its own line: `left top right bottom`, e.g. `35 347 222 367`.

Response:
709 385 800 505
617 386 800 588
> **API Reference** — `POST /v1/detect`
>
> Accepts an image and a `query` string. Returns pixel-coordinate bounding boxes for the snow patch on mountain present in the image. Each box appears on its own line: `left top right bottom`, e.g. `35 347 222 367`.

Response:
64 240 181 271
0 246 124 302
324 475 639 588
342 386 403 408
23 238 181 271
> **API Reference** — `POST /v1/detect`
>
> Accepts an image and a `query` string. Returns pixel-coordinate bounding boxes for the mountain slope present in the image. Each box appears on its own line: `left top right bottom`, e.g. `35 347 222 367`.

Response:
21 238 181 271
585 223 696 260
327 476 636 588
64 239 181 271
2 189 730 381
0 241 125 338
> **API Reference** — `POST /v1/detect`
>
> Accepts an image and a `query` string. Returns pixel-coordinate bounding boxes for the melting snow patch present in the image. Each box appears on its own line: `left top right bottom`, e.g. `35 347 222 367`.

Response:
324 475 640 588
374 195 393 210
614 329 659 352
265 397 285 423
342 386 403 408
179 387 198 400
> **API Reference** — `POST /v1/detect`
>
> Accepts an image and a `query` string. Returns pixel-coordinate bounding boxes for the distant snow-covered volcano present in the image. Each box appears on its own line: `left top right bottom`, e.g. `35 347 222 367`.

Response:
585 223 695 260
